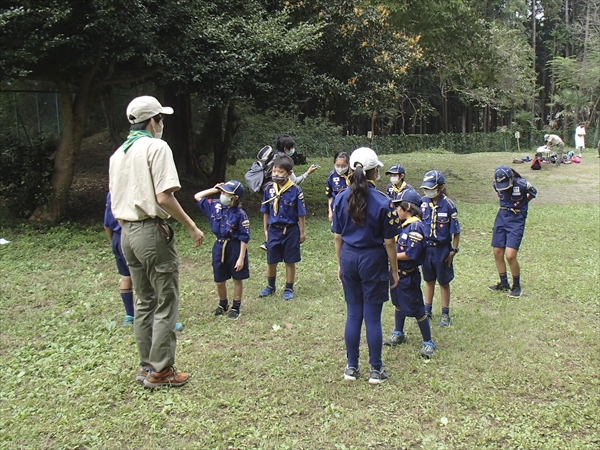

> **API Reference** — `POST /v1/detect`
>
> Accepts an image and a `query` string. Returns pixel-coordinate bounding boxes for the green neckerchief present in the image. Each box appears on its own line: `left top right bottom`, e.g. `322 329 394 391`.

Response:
120 130 153 153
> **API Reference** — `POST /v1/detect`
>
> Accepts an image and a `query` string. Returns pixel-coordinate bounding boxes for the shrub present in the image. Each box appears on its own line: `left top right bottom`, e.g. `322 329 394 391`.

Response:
0 137 55 218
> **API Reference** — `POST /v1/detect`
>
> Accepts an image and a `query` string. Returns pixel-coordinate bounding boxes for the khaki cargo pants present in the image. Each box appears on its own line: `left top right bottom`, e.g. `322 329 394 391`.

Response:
121 218 179 372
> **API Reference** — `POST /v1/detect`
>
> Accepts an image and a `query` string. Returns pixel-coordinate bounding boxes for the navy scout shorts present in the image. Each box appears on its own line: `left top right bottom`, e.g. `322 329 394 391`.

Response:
422 243 454 285
212 239 250 283
390 269 425 317
112 232 130 276
491 209 527 250
266 224 301 264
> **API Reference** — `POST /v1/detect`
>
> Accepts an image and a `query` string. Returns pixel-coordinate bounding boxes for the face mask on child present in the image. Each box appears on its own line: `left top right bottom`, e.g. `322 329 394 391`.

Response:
423 188 438 198
287 148 295 156
272 175 288 183
390 176 399 184
335 166 348 175
220 194 233 206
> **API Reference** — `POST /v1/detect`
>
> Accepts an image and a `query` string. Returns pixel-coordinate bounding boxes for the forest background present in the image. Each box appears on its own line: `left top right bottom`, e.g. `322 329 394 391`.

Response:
1 0 599 222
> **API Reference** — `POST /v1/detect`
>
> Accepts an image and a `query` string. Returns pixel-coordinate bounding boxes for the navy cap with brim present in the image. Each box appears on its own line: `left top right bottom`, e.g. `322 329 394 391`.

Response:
420 170 445 189
385 164 405 175
494 166 513 190
392 189 422 206
217 180 244 197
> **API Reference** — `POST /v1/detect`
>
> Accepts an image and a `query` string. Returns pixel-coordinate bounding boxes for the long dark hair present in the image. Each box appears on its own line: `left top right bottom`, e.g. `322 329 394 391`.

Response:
347 164 375 226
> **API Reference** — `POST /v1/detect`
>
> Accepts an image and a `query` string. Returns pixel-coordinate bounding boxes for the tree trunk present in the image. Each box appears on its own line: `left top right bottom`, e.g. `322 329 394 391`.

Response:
163 86 199 176
100 88 124 148
30 74 95 222
210 101 238 185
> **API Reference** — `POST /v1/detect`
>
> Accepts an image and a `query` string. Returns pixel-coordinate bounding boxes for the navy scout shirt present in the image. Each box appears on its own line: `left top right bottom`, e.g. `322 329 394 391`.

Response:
332 184 397 248
493 177 537 214
420 194 461 244
260 182 307 226
197 198 250 243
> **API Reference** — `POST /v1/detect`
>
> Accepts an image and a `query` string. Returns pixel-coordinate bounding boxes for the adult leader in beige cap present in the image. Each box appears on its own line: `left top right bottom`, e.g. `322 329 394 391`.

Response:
109 95 204 388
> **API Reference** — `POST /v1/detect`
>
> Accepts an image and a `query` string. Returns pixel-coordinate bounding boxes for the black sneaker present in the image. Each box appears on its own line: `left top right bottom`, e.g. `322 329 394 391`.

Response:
260 241 268 251
343 366 360 381
508 285 522 298
368 367 388 385
227 309 240 320
489 282 510 292
213 305 227 316
384 332 407 346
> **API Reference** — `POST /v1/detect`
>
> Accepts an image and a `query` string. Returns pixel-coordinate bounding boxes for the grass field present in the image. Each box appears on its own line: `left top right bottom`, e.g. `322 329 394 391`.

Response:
0 147 599 449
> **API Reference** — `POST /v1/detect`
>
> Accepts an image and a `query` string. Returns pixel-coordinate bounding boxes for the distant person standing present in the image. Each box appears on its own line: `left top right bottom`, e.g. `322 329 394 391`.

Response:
109 96 205 388
544 134 565 165
575 123 586 158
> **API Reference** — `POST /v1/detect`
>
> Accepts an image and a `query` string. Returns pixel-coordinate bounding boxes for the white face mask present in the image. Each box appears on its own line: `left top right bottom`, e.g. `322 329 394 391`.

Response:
390 176 399 184
220 194 233 206
375 168 381 181
423 188 438 198
335 166 348 175
287 148 295 156
152 121 164 139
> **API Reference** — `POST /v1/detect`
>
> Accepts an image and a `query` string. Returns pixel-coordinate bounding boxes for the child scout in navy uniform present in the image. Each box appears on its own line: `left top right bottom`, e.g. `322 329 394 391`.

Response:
326 151 350 224
384 189 436 358
385 164 414 200
259 155 307 300
489 166 537 299
103 192 135 326
194 180 250 319
420 170 461 327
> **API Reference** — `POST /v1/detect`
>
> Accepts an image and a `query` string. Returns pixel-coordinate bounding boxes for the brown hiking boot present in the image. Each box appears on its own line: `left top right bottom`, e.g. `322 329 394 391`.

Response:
136 363 153 384
143 366 189 388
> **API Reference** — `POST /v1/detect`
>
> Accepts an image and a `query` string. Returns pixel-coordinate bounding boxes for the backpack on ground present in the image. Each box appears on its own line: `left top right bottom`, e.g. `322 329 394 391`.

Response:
531 157 543 170
244 145 275 193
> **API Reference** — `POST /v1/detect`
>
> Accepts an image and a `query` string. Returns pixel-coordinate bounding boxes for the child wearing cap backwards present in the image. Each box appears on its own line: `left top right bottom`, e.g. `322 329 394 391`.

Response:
489 166 537 298
258 155 307 301
385 164 414 200
420 170 461 327
333 147 399 385
384 189 436 358
326 151 350 223
194 180 250 319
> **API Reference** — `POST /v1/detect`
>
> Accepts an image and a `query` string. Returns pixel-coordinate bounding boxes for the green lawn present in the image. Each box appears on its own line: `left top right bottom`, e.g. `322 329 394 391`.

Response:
0 151 599 449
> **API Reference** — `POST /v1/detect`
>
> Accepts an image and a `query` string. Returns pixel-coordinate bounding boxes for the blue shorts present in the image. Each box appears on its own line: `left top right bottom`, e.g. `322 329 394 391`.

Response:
111 232 130 277
422 243 454 285
390 269 425 317
266 224 301 264
340 243 390 305
212 239 250 283
492 209 527 250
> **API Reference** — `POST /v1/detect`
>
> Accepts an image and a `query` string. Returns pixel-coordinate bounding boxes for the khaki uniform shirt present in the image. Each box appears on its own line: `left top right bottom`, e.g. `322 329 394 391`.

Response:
546 134 564 146
109 137 180 221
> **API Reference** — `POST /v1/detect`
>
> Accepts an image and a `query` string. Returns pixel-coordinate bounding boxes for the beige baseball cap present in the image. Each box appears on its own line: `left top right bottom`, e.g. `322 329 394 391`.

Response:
126 96 174 124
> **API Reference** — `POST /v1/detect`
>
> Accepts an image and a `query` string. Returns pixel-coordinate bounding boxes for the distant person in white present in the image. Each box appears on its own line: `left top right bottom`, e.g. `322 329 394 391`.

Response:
575 123 586 158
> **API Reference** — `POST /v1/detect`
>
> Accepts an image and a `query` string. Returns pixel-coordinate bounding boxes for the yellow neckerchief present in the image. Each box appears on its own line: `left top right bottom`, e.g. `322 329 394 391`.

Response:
395 216 421 242
262 178 294 215
428 194 445 239
346 174 376 187
391 181 407 193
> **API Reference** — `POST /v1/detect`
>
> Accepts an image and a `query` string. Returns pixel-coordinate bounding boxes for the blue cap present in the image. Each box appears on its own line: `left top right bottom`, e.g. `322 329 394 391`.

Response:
385 164 405 175
420 170 445 189
392 189 422 206
217 180 244 198
494 166 513 190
